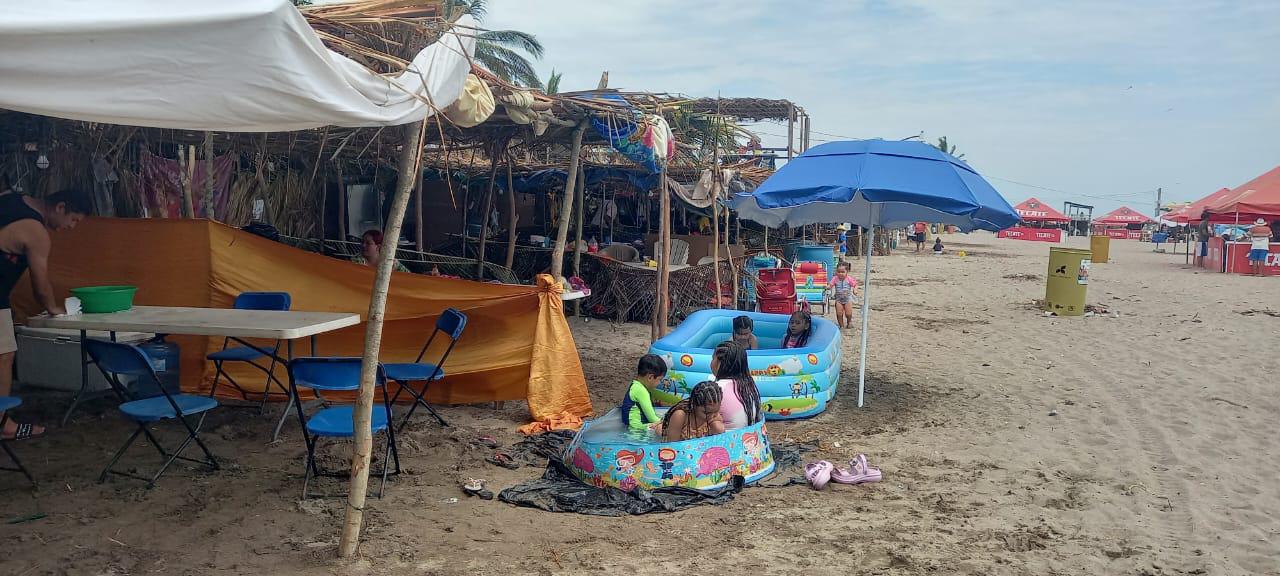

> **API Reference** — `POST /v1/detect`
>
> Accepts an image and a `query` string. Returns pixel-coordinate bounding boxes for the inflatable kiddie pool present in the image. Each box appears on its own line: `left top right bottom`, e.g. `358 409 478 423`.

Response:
648 309 841 420
562 407 774 491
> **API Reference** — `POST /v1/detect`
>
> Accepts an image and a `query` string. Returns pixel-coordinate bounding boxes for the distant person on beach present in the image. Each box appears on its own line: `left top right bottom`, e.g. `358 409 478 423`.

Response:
660 381 725 442
354 230 409 273
1195 211 1212 266
912 222 927 253
1247 218 1273 275
732 315 758 350
825 263 860 330
933 237 944 254
0 189 92 440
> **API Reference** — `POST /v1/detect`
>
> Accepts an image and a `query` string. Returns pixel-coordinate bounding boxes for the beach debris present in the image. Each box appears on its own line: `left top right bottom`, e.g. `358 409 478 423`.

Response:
1003 273 1041 281
1048 409 1058 416
486 452 520 470
1208 397 1248 409
442 497 459 504
1237 308 1280 318
462 478 495 500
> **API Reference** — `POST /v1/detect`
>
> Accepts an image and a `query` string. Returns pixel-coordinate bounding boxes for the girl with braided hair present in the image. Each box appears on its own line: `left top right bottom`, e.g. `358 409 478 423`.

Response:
713 341 762 429
660 381 724 442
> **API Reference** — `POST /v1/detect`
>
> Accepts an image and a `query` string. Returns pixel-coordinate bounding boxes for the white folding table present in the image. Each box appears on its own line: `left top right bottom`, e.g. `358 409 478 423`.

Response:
28 306 361 440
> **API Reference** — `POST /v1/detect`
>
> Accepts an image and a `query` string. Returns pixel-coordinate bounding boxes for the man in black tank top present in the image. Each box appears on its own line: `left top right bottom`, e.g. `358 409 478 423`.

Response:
0 188 92 440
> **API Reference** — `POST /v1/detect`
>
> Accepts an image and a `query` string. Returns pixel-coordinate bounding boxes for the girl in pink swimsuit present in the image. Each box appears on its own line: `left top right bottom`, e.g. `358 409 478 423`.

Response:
711 341 761 430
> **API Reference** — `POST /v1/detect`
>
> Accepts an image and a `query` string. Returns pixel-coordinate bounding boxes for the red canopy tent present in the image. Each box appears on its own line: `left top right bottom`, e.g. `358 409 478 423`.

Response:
1094 206 1153 226
1206 165 1280 224
1012 197 1070 223
1164 187 1232 224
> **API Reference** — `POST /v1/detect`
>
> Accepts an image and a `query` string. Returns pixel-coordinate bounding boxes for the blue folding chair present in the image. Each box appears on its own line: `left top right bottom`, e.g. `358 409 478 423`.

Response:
0 397 35 486
207 292 291 410
386 308 467 430
288 357 400 499
85 339 219 487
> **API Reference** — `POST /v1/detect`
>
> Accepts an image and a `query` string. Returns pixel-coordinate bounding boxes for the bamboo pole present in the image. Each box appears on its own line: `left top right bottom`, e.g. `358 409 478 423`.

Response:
549 122 586 280
711 107 722 308
338 120 423 558
504 157 517 270
202 132 215 219
476 150 500 279
572 164 586 316
654 166 671 340
414 167 424 252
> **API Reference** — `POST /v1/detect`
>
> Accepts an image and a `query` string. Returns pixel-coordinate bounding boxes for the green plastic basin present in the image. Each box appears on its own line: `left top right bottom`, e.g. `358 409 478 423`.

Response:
69 285 137 314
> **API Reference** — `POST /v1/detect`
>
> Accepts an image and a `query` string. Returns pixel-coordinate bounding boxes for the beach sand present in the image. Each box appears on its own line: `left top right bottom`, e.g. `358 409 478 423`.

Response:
0 233 1276 575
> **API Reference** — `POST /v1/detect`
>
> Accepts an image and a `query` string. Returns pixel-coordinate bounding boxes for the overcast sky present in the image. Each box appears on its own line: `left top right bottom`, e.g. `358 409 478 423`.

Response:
484 0 1279 215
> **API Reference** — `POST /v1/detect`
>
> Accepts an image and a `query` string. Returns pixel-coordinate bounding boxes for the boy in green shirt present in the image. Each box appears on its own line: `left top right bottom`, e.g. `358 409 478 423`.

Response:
620 354 667 434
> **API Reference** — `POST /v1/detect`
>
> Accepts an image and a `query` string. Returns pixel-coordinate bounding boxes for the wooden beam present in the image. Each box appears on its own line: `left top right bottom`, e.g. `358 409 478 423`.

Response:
572 163 585 316
202 132 215 219
475 149 500 279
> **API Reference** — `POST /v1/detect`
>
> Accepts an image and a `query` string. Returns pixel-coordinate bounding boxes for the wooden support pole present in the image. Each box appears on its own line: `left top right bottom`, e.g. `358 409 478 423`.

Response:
504 157 517 270
178 146 195 219
653 166 671 341
476 150 500 279
572 163 585 315
339 120 423 558
786 103 795 162
550 122 586 280
414 166 424 252
202 132 215 220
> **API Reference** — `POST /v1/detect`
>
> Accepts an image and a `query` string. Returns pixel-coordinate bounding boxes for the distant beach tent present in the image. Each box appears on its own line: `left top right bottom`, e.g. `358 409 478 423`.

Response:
1162 188 1233 224
1206 165 1280 223
1093 206 1153 226
1012 197 1070 224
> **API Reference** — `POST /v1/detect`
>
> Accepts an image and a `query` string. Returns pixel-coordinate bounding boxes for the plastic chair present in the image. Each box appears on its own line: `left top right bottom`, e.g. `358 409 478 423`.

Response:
288 357 400 499
0 397 34 486
85 339 219 487
654 239 690 266
207 292 291 410
385 308 467 430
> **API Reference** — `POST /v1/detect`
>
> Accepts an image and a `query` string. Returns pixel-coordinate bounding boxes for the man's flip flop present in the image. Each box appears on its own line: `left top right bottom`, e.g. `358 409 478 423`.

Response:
3 423 44 441
485 452 520 470
805 460 833 490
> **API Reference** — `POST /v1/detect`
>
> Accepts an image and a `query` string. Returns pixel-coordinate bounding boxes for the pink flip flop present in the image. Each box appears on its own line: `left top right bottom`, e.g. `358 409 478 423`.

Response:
832 454 882 485
805 460 833 490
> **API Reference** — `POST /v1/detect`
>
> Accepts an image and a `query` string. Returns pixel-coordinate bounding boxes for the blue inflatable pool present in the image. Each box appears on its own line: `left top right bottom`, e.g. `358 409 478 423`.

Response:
562 408 775 491
647 309 841 420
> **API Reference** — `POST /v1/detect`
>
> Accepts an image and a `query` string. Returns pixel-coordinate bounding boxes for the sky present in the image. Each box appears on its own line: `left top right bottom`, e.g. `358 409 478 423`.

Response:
483 0 1280 216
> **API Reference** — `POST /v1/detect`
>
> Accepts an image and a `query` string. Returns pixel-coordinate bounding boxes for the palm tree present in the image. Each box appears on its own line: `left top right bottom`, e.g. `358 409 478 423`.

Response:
934 136 964 159
545 69 562 95
447 0 545 89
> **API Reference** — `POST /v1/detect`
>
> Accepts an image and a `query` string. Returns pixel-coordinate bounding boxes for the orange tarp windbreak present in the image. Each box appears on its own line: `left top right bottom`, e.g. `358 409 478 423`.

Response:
12 218 593 430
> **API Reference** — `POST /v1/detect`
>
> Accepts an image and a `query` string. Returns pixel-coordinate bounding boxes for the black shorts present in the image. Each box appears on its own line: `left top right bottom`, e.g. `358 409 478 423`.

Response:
914 232 926 243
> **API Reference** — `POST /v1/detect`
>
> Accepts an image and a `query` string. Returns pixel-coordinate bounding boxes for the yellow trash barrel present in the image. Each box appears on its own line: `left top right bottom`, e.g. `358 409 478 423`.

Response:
1045 248 1091 316
1090 235 1110 263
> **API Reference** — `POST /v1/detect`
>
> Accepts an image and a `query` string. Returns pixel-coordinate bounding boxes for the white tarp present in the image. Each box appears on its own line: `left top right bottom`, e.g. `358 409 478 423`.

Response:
0 1 476 132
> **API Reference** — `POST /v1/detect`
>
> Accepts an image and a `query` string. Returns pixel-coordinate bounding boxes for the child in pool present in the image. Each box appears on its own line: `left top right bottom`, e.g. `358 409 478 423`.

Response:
712 341 762 430
781 309 813 349
732 315 759 350
620 354 667 435
661 381 725 442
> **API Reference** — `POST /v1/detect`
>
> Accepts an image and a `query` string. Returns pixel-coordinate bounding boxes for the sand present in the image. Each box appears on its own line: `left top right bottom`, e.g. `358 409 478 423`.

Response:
0 233 1277 575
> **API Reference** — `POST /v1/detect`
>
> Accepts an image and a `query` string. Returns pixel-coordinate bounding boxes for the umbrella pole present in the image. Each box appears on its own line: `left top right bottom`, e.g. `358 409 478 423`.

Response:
858 225 873 408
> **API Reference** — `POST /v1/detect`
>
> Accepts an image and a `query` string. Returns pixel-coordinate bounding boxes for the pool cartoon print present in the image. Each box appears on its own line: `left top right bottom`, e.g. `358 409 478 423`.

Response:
563 411 775 491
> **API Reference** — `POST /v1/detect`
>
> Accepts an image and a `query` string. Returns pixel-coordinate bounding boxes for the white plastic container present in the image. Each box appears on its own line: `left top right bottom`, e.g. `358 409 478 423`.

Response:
15 327 152 392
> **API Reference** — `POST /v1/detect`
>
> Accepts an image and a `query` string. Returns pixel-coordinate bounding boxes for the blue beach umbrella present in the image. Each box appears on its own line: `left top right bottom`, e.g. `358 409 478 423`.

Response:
731 140 1017 407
